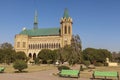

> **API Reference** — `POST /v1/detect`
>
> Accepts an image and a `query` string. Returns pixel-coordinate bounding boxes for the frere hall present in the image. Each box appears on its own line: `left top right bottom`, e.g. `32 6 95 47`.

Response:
14 9 73 59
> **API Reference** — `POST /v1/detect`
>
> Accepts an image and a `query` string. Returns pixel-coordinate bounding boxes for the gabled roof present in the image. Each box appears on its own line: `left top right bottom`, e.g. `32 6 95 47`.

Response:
19 27 60 36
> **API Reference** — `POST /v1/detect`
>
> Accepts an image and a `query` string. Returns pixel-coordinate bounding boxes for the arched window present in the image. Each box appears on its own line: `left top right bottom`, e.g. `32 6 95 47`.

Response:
64 26 67 34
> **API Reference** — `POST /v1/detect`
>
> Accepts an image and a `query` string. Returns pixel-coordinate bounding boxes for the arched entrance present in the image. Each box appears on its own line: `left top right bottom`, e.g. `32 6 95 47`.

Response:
33 53 36 60
28 53 32 58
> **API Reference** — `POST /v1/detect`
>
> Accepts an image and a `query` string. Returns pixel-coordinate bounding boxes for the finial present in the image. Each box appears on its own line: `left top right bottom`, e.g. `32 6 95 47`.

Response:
33 10 38 29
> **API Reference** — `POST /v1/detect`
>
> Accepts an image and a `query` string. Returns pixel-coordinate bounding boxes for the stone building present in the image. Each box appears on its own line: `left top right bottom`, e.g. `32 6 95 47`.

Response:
14 9 73 59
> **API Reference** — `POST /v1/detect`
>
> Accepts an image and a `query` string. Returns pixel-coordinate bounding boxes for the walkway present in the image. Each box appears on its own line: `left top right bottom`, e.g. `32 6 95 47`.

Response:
0 69 90 80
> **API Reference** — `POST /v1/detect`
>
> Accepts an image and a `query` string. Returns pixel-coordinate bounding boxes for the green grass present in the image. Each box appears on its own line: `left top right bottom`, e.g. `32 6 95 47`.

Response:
0 64 56 73
0 64 120 79
80 66 120 78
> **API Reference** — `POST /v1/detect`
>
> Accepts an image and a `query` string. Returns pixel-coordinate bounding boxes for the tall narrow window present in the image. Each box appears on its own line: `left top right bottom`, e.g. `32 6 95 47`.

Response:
17 42 20 48
64 26 67 34
23 42 26 48
47 43 49 49
42 44 44 48
40 44 41 49
56 43 58 48
33 44 35 49
59 43 60 48
54 43 56 48
45 44 46 49
38 44 39 49
29 44 30 49
49 43 51 48
68 26 70 34
31 44 33 49
51 44 53 48
35 44 37 49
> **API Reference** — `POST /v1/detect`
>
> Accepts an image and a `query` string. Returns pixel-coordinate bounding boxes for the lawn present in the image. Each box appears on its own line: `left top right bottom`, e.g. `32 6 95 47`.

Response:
80 65 120 78
0 64 56 73
0 63 120 79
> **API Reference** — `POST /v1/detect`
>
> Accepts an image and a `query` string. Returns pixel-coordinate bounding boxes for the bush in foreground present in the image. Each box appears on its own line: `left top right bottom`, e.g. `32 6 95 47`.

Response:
58 65 70 71
13 60 28 72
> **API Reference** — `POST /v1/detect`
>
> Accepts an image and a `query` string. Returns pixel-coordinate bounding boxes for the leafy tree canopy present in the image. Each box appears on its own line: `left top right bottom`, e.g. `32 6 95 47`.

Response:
0 42 13 50
15 51 27 61
82 48 112 64
37 49 58 64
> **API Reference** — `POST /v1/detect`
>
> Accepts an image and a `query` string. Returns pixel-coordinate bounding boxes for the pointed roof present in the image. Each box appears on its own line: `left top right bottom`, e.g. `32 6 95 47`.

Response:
63 8 69 18
33 10 38 29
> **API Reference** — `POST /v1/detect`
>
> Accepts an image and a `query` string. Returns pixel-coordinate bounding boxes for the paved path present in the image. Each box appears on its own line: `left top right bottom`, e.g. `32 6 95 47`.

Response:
0 69 90 80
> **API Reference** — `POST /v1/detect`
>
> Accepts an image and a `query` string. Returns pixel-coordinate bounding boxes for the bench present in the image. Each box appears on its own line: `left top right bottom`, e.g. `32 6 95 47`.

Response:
59 69 80 78
92 71 119 80
0 67 5 73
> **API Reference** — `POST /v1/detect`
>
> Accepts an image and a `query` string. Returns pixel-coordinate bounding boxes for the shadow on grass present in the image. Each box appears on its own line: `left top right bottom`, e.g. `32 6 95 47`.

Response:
90 78 113 80
14 71 28 73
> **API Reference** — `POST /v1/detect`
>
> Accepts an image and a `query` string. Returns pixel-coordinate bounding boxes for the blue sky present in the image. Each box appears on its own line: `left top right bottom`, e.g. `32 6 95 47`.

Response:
0 0 120 52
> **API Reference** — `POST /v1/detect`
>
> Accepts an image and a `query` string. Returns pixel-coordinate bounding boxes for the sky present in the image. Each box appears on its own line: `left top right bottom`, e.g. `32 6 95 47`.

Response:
0 0 120 52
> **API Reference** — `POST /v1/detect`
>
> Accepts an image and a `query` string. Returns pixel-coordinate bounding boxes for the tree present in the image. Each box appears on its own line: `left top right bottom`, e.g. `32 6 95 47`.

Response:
56 45 72 64
37 49 57 64
112 52 120 62
55 34 82 65
0 42 15 64
50 50 58 63
13 60 28 72
0 42 13 50
82 48 112 65
0 49 4 63
2 49 16 64
15 51 27 61
70 34 82 64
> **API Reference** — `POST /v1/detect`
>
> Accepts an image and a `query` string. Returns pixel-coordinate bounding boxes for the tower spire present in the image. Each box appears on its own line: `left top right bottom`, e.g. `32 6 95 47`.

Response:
63 8 69 19
33 10 38 29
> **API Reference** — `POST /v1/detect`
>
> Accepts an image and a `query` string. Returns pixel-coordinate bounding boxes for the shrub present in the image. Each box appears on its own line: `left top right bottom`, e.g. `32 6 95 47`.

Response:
83 60 91 66
13 60 28 72
104 62 108 66
47 60 53 64
80 65 84 71
94 62 104 66
34 58 41 65
58 65 70 71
